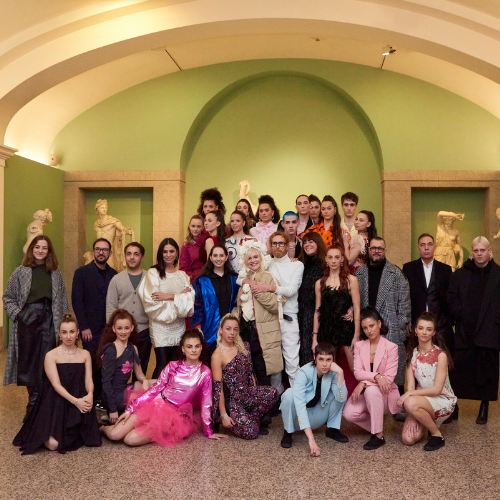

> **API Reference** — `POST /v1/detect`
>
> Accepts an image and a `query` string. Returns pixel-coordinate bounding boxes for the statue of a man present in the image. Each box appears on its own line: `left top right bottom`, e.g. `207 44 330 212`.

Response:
94 199 134 271
435 211 464 271
23 208 53 254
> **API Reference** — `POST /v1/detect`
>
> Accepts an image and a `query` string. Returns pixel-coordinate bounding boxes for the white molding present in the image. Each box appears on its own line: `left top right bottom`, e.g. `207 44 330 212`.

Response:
0 144 18 167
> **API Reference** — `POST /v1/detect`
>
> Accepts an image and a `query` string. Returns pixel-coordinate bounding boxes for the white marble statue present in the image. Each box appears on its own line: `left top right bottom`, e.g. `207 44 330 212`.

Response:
23 209 52 254
435 211 464 271
239 180 258 214
94 199 135 271
493 208 500 241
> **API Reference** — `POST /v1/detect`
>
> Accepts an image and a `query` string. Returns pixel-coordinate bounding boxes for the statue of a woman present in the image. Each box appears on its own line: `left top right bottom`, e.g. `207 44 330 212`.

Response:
238 180 258 215
23 209 52 254
94 199 135 271
435 211 464 271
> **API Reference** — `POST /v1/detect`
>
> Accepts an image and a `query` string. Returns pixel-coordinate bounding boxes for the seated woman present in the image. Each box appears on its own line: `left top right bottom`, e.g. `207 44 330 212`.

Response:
179 215 208 282
102 329 227 446
13 314 101 455
97 309 153 424
399 312 456 451
280 342 348 456
191 246 239 357
211 314 278 439
236 239 285 389
343 307 399 450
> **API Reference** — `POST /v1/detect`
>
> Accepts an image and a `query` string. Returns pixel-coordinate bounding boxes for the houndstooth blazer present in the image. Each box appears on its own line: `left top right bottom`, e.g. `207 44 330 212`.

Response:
3 265 68 386
354 261 411 386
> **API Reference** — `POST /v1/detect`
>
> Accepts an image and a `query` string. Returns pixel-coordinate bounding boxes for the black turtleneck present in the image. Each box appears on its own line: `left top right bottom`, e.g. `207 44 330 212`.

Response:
463 259 491 336
367 258 386 307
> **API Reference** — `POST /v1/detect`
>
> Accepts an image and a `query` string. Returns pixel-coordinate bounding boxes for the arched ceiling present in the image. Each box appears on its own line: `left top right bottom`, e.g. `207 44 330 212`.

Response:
2 0 500 165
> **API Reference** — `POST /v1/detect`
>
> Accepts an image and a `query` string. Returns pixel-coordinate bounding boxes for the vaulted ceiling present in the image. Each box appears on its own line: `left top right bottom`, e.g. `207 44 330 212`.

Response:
2 0 500 164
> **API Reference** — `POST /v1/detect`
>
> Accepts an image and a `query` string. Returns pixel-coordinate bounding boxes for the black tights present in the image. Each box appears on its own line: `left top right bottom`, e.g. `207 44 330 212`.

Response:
153 346 178 379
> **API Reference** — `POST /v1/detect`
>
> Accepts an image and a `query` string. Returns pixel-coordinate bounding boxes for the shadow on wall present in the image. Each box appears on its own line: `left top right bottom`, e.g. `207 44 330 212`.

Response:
180 70 384 237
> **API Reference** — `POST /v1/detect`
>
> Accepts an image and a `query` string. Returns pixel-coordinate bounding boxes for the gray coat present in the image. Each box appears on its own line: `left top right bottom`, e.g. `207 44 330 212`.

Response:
3 265 69 385
354 261 411 386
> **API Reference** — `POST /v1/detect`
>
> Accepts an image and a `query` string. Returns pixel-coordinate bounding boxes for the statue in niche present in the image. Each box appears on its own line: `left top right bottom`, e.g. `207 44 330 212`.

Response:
239 180 258 214
94 199 135 271
23 209 53 254
493 208 500 241
435 211 464 271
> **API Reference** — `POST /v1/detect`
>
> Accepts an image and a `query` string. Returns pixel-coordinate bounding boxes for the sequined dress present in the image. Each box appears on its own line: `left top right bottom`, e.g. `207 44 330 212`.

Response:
213 343 278 440
411 346 457 426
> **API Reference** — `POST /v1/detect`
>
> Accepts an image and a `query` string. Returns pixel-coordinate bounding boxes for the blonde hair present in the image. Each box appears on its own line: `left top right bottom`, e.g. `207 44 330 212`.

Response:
470 236 493 259
216 314 247 356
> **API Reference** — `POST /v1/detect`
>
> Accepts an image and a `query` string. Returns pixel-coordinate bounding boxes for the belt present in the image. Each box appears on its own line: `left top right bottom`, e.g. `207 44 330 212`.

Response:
283 314 294 322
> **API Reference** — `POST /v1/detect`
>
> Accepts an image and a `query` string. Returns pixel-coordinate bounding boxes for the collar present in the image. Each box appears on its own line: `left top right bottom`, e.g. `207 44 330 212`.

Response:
273 255 291 264
421 258 434 268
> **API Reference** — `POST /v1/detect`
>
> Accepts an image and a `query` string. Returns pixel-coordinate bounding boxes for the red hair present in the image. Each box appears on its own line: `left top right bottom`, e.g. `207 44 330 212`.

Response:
320 243 351 291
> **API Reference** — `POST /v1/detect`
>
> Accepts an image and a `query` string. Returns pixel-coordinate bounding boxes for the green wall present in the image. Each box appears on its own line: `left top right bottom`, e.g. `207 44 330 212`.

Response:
85 190 154 270
411 188 485 262
3 155 65 347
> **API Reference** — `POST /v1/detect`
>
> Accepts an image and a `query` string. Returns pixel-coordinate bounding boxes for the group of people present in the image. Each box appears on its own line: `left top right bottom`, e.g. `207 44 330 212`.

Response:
4 187 499 457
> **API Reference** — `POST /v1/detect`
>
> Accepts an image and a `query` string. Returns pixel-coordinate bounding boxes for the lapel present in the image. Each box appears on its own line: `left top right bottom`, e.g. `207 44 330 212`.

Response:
321 370 333 404
19 266 33 302
373 336 385 373
476 264 500 332
376 264 394 311
416 260 427 291
89 261 108 297
362 339 371 372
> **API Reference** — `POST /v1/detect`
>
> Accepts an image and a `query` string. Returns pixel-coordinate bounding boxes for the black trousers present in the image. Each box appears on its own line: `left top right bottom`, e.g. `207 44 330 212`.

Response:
153 346 178 379
132 328 152 382
240 318 271 386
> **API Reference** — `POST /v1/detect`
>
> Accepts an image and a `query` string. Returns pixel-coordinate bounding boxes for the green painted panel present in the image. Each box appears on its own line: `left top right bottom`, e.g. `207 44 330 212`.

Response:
411 188 485 263
85 190 154 271
3 155 65 347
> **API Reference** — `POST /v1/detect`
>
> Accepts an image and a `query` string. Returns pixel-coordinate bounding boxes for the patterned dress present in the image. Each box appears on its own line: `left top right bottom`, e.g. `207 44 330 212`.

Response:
213 343 278 439
411 346 457 426
349 232 369 274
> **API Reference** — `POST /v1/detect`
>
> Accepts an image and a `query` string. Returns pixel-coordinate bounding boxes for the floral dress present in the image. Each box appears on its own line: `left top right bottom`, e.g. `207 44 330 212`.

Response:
213 343 278 439
411 346 457 426
101 342 140 414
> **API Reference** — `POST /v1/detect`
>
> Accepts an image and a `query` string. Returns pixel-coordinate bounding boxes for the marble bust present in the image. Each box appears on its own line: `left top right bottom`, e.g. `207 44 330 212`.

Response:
94 199 135 271
239 180 258 214
435 211 464 271
23 209 52 254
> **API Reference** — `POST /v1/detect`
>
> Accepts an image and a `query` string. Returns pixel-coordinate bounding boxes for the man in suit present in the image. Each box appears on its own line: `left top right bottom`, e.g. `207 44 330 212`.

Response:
72 238 117 399
402 234 453 346
354 237 411 420
280 342 348 456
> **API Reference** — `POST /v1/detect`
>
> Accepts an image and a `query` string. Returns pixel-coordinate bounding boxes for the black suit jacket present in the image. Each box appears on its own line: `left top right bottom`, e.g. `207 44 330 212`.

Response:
71 261 117 337
402 258 452 328
447 259 500 350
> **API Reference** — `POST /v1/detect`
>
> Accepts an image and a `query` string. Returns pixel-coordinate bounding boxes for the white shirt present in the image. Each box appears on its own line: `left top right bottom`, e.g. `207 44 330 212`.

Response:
267 255 304 314
421 258 434 311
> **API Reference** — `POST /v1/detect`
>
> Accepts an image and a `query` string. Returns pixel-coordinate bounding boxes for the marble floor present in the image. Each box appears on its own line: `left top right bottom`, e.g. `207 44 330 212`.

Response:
1 349 500 500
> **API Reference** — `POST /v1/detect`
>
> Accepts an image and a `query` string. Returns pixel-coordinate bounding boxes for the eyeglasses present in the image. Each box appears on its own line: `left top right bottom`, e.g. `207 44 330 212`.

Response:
272 242 286 248
369 246 385 253
94 248 110 254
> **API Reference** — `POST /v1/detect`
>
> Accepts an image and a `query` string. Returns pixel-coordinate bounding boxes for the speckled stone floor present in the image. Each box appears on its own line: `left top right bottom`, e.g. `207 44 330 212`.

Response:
1 349 500 500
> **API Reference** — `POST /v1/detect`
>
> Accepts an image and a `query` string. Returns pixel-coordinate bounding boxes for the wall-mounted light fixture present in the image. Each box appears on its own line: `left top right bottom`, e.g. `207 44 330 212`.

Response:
380 46 396 69
47 154 58 167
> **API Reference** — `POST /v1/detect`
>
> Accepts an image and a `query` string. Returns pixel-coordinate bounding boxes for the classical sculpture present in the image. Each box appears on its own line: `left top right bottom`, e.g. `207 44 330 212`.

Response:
435 211 464 271
83 251 93 265
239 180 258 214
94 199 135 271
493 208 500 241
23 209 52 254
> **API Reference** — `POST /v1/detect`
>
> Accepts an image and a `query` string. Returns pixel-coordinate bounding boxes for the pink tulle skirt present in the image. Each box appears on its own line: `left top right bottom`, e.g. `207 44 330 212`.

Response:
131 396 201 447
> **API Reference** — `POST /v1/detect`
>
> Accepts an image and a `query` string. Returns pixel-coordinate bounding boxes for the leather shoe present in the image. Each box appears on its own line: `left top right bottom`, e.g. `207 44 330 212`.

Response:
476 400 489 425
363 434 385 450
423 435 445 451
325 427 349 443
280 430 293 448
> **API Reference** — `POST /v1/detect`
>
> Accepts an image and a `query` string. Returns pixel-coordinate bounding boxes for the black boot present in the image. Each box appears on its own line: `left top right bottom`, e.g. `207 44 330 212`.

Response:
280 430 293 448
443 404 458 424
476 400 489 425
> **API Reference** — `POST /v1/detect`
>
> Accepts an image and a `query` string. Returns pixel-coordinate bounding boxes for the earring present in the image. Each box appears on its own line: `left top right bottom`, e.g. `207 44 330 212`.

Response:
341 262 343 267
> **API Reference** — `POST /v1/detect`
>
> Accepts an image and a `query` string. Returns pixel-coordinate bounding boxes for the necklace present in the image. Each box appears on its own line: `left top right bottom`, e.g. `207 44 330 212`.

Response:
59 346 78 355
220 344 236 351
418 345 434 356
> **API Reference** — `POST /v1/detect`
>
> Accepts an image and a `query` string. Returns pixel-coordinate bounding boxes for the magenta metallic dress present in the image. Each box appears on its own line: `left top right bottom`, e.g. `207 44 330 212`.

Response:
125 360 213 446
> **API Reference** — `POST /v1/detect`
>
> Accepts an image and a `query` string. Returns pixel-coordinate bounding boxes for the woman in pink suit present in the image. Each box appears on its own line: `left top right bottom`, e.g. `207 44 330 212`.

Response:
343 307 399 450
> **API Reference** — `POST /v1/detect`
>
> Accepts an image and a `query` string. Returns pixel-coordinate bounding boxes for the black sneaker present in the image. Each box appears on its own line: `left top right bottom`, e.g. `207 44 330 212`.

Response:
363 434 385 450
423 435 445 451
258 427 269 436
280 430 293 448
325 427 349 443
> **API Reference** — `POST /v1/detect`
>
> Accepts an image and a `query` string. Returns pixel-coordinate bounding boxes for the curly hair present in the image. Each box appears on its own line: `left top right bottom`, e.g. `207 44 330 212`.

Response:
197 188 226 216
257 194 280 222
320 243 350 291
216 314 247 356
97 309 140 365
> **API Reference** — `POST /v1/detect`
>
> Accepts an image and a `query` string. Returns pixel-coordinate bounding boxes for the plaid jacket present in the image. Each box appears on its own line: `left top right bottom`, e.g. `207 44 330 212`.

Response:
3 265 68 385
354 261 411 386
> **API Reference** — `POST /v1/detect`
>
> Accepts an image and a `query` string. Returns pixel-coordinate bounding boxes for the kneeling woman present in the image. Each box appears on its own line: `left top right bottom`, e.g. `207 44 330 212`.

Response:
102 329 226 446
280 342 348 456
343 307 400 450
399 312 456 451
13 314 101 454
212 314 278 439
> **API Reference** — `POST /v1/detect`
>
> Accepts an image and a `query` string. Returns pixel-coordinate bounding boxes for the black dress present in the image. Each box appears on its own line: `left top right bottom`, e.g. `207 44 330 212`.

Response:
13 363 102 455
101 343 141 414
298 255 324 366
317 286 354 347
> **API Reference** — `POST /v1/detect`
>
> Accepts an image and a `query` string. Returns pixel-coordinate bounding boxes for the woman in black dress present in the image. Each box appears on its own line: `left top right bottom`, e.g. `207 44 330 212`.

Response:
312 243 360 373
13 314 101 455
98 309 154 424
297 232 326 366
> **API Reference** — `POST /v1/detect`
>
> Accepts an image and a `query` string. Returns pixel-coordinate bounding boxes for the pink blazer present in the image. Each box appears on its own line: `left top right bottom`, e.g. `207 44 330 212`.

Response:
353 336 400 414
